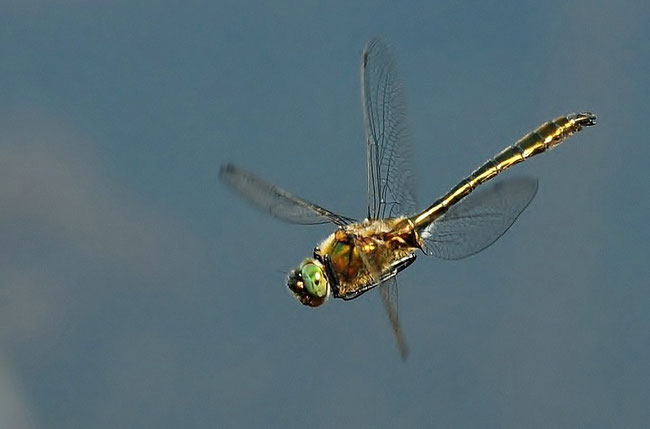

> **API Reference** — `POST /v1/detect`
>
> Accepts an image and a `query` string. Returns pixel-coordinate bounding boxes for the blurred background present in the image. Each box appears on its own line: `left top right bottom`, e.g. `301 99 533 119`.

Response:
1 1 648 427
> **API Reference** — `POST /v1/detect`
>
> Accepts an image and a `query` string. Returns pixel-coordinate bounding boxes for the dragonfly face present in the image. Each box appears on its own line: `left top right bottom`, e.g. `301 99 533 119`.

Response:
287 258 330 307
220 39 596 359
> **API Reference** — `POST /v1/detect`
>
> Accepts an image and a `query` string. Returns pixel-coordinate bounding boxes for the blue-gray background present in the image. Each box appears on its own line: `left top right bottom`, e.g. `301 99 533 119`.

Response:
1 1 648 427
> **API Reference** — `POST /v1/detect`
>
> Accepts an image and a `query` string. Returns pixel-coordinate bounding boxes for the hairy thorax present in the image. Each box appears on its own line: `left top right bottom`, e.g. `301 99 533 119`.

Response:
318 217 422 297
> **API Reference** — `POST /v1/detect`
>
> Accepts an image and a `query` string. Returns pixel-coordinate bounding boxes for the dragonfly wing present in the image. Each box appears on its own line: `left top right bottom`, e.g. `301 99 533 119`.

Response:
220 163 355 226
379 278 409 360
422 177 538 260
361 39 417 220
354 238 409 360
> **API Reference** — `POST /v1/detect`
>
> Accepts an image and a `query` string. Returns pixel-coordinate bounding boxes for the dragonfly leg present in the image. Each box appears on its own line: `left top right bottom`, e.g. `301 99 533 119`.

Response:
390 253 417 277
321 253 341 297
313 246 323 261
339 253 418 301
311 246 341 298
313 247 331 280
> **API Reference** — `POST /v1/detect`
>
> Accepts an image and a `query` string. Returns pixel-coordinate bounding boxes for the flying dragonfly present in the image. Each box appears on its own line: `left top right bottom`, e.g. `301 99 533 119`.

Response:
220 39 596 359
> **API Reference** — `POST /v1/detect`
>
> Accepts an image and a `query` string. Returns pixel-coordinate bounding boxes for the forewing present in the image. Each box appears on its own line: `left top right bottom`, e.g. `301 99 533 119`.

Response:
379 278 408 360
422 177 538 260
361 39 417 219
220 163 355 226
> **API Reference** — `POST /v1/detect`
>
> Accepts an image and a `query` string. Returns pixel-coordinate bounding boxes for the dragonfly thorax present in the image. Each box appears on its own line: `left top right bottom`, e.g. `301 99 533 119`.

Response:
315 217 422 299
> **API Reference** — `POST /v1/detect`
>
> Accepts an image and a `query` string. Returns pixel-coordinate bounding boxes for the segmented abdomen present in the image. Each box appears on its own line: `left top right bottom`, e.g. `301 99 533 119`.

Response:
412 112 596 228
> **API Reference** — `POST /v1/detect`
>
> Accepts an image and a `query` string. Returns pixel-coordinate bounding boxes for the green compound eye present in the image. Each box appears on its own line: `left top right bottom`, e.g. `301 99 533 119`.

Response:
301 262 327 298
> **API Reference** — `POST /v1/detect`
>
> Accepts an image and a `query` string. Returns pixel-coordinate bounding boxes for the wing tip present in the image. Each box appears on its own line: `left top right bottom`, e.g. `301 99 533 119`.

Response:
219 162 235 176
361 37 389 66
219 162 243 185
398 342 409 361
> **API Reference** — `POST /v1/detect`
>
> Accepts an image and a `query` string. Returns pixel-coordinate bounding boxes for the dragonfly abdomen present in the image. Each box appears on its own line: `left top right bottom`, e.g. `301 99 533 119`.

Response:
412 112 596 229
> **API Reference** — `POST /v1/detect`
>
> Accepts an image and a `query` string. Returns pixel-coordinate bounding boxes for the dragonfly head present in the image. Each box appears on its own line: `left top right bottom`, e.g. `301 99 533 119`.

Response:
287 258 330 307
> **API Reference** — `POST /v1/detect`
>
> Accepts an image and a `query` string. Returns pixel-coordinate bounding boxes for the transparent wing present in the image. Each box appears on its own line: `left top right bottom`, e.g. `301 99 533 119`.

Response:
354 238 411 360
379 278 408 360
361 39 417 220
422 177 538 260
220 163 355 226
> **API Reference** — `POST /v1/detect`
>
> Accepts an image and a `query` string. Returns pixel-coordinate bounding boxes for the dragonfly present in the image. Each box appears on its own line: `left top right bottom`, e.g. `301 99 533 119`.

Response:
220 39 596 359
